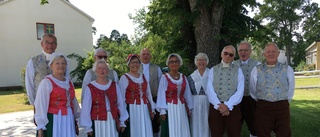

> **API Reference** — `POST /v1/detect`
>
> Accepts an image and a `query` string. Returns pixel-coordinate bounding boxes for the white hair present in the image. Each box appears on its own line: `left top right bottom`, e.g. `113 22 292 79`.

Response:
92 59 109 72
194 52 209 66
94 48 110 56
49 53 68 66
166 53 183 66
237 41 252 50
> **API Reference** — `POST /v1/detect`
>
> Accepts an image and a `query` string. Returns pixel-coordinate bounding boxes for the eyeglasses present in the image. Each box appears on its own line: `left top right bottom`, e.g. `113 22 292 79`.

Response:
238 49 251 52
169 60 180 64
223 52 234 57
44 41 57 46
96 55 107 59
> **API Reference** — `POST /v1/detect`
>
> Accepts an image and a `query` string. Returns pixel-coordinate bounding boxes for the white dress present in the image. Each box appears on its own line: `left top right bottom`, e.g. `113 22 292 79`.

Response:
156 73 193 137
188 68 210 137
80 80 129 137
119 73 155 137
34 75 80 137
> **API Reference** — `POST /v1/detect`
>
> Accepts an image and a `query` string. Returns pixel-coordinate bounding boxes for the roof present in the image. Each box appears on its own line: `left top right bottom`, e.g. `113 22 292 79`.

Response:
305 41 320 51
0 0 95 22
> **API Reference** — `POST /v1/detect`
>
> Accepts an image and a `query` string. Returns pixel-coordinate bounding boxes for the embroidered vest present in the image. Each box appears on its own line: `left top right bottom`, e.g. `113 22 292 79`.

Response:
234 59 258 96
89 68 116 82
124 74 149 104
212 63 238 102
47 77 75 115
256 62 289 102
164 74 187 104
139 63 160 97
32 54 52 94
88 82 120 121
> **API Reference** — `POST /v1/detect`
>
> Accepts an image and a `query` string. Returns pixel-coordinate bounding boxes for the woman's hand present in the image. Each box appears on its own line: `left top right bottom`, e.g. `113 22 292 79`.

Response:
87 131 93 136
160 114 166 121
37 129 44 137
120 127 126 132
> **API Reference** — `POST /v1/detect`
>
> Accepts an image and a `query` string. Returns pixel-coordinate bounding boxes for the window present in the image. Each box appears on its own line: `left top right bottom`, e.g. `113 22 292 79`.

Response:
36 23 54 40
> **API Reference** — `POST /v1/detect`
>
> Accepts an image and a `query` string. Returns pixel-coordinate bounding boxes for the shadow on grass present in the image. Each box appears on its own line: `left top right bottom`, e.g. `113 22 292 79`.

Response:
0 90 25 96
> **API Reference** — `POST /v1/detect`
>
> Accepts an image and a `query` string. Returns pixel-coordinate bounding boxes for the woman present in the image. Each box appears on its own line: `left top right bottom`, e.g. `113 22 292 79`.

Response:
80 59 129 137
156 53 193 137
118 54 155 137
81 48 119 104
187 53 210 137
34 54 80 137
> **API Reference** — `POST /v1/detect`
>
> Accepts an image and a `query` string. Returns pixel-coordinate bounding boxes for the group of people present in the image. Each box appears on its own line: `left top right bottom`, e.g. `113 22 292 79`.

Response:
25 34 295 137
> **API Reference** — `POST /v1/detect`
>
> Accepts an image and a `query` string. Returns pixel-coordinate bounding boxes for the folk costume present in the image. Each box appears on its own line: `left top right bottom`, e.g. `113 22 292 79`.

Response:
80 80 128 137
187 68 210 137
206 62 244 137
250 62 295 137
156 73 193 137
118 73 155 137
34 75 80 137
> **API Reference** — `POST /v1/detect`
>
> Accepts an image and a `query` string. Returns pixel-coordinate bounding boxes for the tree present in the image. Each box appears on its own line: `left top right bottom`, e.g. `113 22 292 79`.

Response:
132 0 260 68
255 0 308 65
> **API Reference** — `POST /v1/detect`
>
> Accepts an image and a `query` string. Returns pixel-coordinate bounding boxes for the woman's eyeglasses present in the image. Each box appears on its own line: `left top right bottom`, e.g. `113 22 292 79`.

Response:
96 55 107 59
223 52 234 57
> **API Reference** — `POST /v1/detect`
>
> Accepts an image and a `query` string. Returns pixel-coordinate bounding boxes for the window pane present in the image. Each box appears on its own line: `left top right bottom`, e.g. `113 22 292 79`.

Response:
46 25 54 34
37 24 44 39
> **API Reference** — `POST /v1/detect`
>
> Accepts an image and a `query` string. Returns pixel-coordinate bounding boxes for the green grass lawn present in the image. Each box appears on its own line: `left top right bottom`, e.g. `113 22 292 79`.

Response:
0 88 82 114
295 77 320 87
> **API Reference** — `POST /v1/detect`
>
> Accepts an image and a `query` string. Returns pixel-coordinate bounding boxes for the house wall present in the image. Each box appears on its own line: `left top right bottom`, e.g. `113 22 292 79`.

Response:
0 0 93 87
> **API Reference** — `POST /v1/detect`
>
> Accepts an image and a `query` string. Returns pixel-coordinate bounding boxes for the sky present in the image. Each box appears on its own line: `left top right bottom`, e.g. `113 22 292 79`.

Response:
70 0 320 45
70 0 150 45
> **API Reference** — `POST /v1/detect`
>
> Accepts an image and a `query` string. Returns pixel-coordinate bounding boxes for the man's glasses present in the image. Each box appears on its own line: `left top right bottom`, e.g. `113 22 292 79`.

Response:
169 60 180 64
96 55 107 59
223 52 234 57
44 41 57 46
238 49 251 52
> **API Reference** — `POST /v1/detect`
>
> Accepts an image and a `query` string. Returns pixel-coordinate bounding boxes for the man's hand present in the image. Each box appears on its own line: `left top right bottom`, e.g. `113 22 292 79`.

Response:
218 103 228 114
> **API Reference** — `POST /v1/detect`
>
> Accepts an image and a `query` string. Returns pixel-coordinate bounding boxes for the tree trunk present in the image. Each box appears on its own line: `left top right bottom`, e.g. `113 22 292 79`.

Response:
188 0 225 67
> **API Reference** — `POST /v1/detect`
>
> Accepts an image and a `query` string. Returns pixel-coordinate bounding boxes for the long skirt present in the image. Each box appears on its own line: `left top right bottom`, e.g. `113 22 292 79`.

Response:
160 100 191 137
191 95 210 137
119 103 153 137
89 112 118 137
39 108 76 137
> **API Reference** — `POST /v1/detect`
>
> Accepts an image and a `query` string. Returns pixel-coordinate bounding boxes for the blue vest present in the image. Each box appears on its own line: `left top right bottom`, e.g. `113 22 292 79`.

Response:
234 59 258 96
256 62 289 102
212 63 239 102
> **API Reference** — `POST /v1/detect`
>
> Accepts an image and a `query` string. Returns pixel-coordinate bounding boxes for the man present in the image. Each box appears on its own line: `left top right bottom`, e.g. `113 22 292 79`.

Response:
25 34 62 107
81 48 119 103
233 41 260 137
206 45 244 137
250 43 295 137
139 48 162 137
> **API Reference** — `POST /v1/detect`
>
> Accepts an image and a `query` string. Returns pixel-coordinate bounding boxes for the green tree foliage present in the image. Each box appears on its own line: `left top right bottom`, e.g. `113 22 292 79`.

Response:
254 0 320 67
131 0 261 68
255 0 309 66
301 2 320 44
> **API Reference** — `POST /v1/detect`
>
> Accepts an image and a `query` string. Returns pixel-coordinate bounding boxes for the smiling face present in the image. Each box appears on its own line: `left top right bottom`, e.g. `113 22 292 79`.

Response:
168 56 180 71
264 43 280 65
41 35 57 54
95 62 109 78
221 46 235 63
196 57 207 70
237 43 252 61
128 56 141 73
50 56 67 75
